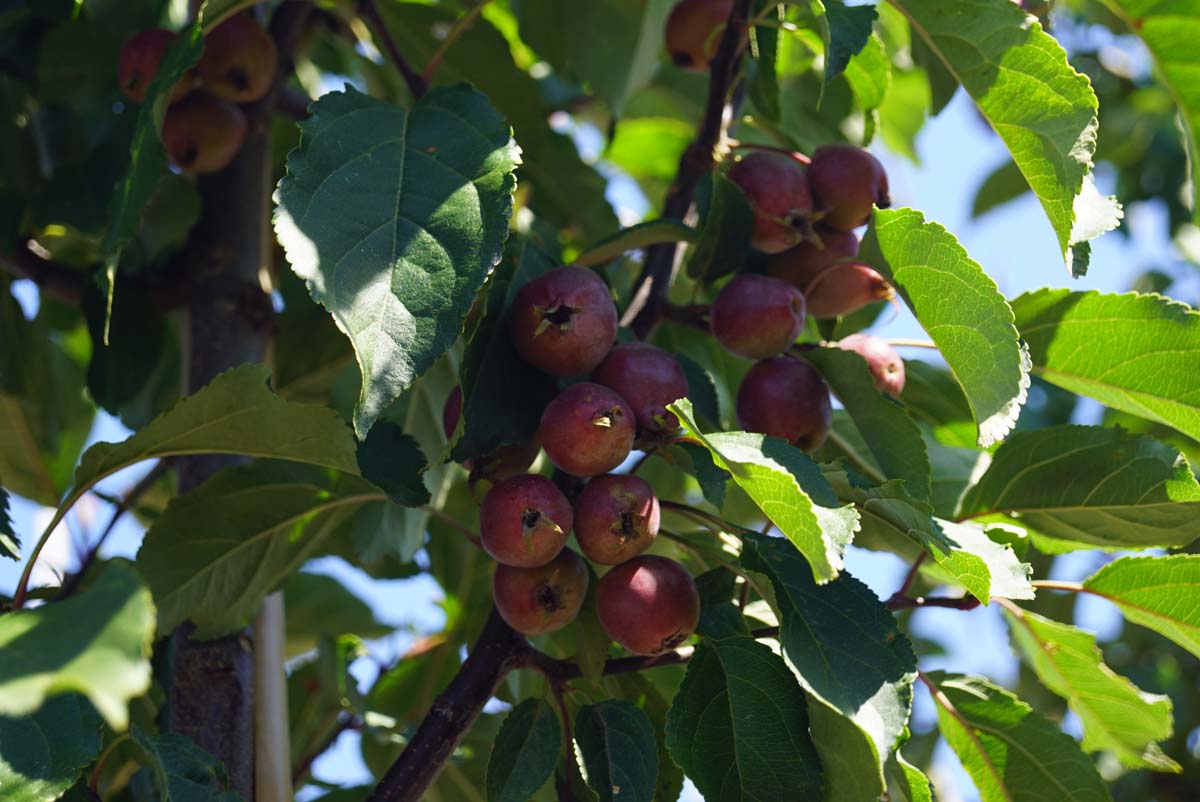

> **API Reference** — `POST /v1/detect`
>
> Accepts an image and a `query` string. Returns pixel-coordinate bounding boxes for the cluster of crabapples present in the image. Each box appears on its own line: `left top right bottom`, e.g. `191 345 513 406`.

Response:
117 14 278 174
447 141 901 655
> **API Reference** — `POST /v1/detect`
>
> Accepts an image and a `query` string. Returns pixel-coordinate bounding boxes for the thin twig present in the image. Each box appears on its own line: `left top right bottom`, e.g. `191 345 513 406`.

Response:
1031 579 1084 593
895 553 927 599
725 139 809 162
886 593 981 611
420 505 483 549
0 242 85 304
421 0 494 84
551 683 574 802
886 338 939 350
825 429 887 485
358 0 428 98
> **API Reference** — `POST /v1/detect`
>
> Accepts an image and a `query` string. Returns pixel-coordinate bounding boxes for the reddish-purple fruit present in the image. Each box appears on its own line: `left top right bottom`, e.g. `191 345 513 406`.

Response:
510 267 618 377
592 342 689 435
727 152 816 254
161 91 247 174
118 28 192 103
539 383 635 476
808 145 891 232
493 548 589 635
596 555 700 655
574 475 660 565
710 274 806 359
767 226 860 289
737 356 832 451
837 334 906 396
804 262 893 318
479 474 572 568
443 387 538 481
665 0 733 71
198 14 279 102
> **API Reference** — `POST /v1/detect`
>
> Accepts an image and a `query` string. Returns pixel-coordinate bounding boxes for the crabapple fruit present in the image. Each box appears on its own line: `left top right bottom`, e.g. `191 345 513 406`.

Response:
479 474 572 568
591 342 689 435
539 383 635 476
118 28 192 103
574 474 660 565
727 151 815 254
161 91 247 174
510 267 618 377
596 555 700 655
736 356 832 451
664 0 733 71
837 333 905 396
808 145 891 232
198 14 278 102
710 274 806 359
767 226 859 289
493 548 589 635
804 262 892 318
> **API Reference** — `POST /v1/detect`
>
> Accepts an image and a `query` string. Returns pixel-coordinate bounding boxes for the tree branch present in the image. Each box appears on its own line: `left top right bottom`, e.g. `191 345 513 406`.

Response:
358 0 428 98
0 243 86 305
622 0 752 337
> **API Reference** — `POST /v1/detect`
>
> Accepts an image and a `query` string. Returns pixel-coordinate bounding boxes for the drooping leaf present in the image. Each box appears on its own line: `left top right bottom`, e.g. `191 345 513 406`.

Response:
0 564 154 729
102 22 204 332
1003 606 1178 771
861 208 1030 447
1011 289 1200 442
453 237 560 462
0 695 100 802
1078 554 1200 659
886 733 934 802
132 730 242 802
804 346 932 501
671 399 860 583
819 0 878 86
686 172 754 285
665 637 823 801
486 698 562 802
972 158 1030 218
608 673 684 802
1104 0 1200 225
137 461 381 638
355 422 430 507
574 220 696 268
892 0 1120 273
575 700 658 802
274 85 520 437
0 486 16 560
843 33 891 115
742 533 915 798
958 424 1200 550
925 672 1112 802
747 7 782 121
283 572 390 658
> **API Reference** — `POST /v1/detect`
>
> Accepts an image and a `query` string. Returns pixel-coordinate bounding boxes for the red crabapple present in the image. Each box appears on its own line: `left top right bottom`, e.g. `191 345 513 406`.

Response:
538 383 635 477
479 474 572 567
596 555 700 655
736 356 833 451
493 548 589 635
574 474 660 565
510 267 618 377
709 274 806 359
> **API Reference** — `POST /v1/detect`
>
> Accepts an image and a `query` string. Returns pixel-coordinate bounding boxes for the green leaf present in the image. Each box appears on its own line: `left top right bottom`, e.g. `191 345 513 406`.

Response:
958 424 1200 550
102 23 204 333
355 423 429 507
608 673 683 802
453 237 559 462
819 0 878 86
861 208 1030 447
83 282 170 416
486 698 562 802
925 672 1112 802
132 729 242 801
665 637 823 800
747 8 782 121
575 700 658 802
899 360 977 449
843 33 892 115
283 572 390 658
674 352 721 430
670 399 860 583
574 220 696 268
0 564 154 729
274 85 519 438
0 486 17 560
886 736 934 802
137 461 380 638
892 0 1120 273
804 346 932 501
0 695 100 802
686 172 754 285
1012 289 1200 442
351 498 426 568
1003 606 1178 771
806 699 887 802
972 159 1030 218
1079 554 1200 659
1103 0 1200 226
673 441 730 510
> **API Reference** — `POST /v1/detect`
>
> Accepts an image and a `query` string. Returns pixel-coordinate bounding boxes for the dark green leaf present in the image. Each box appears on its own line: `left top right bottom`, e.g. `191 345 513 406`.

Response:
892 0 1120 273
355 423 429 507
1012 289 1200 442
132 729 242 802
820 0 878 85
83 280 168 415
686 172 754 284
0 695 100 802
274 85 519 437
899 360 977 449
665 637 823 800
351 499 426 569
574 220 696 268
673 442 730 510
747 6 781 121
453 237 559 462
136 461 380 638
0 564 154 729
971 159 1029 218
910 31 957 116
925 672 1112 802
843 33 891 115
861 208 1030 447
0 486 17 560
283 573 390 658
804 346 932 501
1004 606 1178 771
486 698 562 802
959 424 1200 550
1079 554 1200 659
575 700 658 802
673 352 721 429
